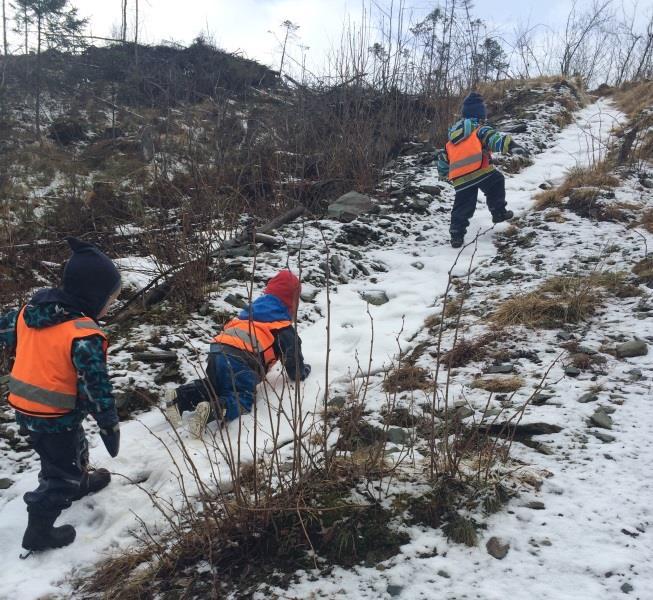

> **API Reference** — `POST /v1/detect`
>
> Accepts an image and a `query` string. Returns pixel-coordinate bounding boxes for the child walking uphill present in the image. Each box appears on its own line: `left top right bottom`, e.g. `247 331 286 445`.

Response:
165 270 311 437
437 91 530 248
0 237 121 553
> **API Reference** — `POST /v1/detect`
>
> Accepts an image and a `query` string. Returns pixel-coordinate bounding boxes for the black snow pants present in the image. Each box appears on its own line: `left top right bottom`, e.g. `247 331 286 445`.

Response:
23 425 88 518
450 169 507 235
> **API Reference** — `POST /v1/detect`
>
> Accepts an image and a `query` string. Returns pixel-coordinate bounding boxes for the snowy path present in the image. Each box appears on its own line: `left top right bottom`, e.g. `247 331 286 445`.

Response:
0 99 632 598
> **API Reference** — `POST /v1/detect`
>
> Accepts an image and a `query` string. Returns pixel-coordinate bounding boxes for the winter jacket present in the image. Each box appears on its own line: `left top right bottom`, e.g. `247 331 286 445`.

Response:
0 301 118 433
215 294 308 381
437 118 513 191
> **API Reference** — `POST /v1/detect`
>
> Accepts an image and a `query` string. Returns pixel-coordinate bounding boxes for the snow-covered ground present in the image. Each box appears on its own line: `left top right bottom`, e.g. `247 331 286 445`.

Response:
1 97 651 599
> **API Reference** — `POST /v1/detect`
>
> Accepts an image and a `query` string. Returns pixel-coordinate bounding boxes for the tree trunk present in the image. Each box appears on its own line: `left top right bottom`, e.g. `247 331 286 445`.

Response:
35 12 41 140
23 5 28 54
121 0 127 42
134 0 139 64
2 0 7 57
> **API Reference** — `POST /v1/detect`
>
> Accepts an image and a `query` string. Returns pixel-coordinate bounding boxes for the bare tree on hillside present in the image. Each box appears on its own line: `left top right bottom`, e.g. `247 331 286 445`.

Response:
13 0 87 138
560 0 613 79
278 19 299 76
121 0 127 42
2 0 8 56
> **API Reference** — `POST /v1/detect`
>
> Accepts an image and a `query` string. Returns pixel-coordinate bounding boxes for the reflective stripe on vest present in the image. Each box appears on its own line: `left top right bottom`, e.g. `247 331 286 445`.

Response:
8 375 77 410
446 128 484 180
8 307 108 418
213 319 292 369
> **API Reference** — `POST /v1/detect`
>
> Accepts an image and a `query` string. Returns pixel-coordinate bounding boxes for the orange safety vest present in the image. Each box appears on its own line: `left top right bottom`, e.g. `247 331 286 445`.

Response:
8 307 108 418
213 318 292 370
445 128 487 180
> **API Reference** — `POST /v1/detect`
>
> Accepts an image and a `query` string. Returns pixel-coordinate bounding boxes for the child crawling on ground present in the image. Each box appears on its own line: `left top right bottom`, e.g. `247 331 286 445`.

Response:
165 270 311 436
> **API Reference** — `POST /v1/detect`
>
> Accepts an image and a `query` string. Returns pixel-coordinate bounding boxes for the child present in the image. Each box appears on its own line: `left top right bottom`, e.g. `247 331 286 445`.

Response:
165 270 311 437
437 91 530 248
0 237 121 552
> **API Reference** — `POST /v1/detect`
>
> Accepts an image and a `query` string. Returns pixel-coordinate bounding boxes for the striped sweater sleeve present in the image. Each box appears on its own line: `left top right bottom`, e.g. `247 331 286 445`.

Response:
477 125 512 154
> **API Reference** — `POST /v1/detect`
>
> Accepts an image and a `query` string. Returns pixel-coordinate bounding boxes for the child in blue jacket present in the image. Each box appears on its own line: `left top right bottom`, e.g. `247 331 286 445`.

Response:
437 92 529 247
165 270 311 436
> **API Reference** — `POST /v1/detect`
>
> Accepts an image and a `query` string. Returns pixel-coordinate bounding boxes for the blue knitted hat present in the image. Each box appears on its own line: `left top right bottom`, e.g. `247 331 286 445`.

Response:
461 92 487 119
62 237 121 319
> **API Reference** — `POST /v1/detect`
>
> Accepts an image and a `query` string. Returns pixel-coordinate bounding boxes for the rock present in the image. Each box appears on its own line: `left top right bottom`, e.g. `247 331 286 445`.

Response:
565 366 581 377
577 392 598 403
616 339 648 358
328 396 346 409
300 289 319 303
577 345 597 355
437 569 450 578
133 351 178 363
328 191 377 222
486 536 510 560
557 331 575 341
0 478 13 490
360 290 389 306
590 409 613 430
224 293 248 309
621 583 634 594
198 302 211 316
336 222 383 246
531 393 553 406
627 368 643 381
525 501 545 510
411 261 424 270
387 428 410 445
154 362 181 385
486 363 514 374
387 584 404 597
419 184 442 196
486 269 516 283
592 431 616 443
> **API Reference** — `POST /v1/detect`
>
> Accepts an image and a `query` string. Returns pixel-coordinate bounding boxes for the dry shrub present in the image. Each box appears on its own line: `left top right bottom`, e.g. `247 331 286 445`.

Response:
534 189 563 211
440 333 495 368
633 257 653 284
640 208 653 233
383 364 432 393
613 81 653 117
471 375 523 393
544 209 567 223
492 271 641 329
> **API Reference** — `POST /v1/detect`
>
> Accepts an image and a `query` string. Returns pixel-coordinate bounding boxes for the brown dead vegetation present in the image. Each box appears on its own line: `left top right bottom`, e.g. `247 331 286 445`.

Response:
471 375 524 393
383 364 432 393
491 271 639 329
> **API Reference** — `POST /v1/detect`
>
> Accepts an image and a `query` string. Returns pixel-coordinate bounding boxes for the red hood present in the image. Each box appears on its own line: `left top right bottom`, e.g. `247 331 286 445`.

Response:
264 270 301 316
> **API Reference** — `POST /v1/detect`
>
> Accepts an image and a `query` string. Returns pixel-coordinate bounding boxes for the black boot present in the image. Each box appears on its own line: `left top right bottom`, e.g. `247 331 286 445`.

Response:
492 209 514 224
450 232 465 248
22 513 76 551
73 468 111 501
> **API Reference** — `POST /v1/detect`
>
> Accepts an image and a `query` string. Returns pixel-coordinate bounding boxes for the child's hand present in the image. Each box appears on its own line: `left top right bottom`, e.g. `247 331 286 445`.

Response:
100 424 120 457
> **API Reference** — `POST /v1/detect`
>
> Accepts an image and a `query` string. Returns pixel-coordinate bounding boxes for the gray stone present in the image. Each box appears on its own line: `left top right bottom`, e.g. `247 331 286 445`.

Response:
387 428 410 445
627 369 643 381
419 184 442 196
437 570 451 578
592 431 616 443
557 331 575 341
300 289 319 303
360 290 390 306
486 536 510 560
621 583 634 594
577 345 597 355
327 191 377 222
0 478 13 490
525 501 545 510
224 293 248 309
411 261 425 270
616 339 648 359
486 363 514 374
387 585 404 597
577 392 598 403
590 409 613 430
565 366 581 377
328 396 346 409
198 302 211 316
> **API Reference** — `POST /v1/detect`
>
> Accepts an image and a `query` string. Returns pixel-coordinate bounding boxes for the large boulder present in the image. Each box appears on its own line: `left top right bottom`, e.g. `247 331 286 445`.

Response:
616 339 648 359
327 191 377 222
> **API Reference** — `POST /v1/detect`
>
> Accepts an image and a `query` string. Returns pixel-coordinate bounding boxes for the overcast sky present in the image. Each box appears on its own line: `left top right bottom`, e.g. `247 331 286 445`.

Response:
8 0 653 72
